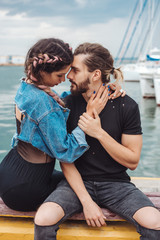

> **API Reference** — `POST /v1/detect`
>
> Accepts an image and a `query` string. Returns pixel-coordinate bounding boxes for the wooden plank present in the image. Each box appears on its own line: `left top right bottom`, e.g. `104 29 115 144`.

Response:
58 221 140 240
0 217 140 240
131 177 160 192
0 217 33 240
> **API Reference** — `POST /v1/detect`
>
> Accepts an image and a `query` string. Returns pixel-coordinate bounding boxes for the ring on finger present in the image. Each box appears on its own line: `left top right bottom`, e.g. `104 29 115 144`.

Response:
119 88 123 93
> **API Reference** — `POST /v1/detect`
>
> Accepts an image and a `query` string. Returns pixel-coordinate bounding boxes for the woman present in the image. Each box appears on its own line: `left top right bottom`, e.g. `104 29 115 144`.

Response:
0 38 122 212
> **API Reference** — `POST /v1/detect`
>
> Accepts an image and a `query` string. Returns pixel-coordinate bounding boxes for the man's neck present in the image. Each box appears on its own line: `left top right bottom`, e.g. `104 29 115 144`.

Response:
82 82 102 102
82 92 90 102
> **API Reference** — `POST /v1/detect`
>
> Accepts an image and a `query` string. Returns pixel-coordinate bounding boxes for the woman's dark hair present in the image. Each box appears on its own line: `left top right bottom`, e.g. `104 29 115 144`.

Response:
74 42 123 83
24 38 73 83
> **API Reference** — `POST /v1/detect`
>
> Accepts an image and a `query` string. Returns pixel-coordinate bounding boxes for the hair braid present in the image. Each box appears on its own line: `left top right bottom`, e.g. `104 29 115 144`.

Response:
24 38 73 84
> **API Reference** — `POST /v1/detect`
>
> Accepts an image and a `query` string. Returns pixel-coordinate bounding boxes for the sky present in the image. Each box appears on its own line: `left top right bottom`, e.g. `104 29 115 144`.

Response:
0 0 160 59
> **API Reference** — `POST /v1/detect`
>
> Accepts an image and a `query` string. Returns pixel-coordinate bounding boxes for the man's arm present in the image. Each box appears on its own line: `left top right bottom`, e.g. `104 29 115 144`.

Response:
97 131 142 170
60 162 106 227
78 109 142 170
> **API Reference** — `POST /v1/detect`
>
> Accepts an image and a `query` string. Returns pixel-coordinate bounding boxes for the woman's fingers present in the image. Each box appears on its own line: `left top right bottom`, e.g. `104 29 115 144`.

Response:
89 92 96 102
100 87 109 102
92 109 99 119
95 84 106 98
110 88 125 99
121 89 126 97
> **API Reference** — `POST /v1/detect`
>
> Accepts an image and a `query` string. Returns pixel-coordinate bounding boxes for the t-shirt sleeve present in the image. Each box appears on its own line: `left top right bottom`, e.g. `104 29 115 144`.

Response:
122 97 142 135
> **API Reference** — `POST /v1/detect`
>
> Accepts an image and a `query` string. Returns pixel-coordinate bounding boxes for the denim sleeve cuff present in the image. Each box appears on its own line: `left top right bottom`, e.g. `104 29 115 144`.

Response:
11 133 18 148
60 91 71 98
72 126 89 148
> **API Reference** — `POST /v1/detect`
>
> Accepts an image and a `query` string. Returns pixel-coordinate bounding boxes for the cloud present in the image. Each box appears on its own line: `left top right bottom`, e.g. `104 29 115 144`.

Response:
0 0 159 58
75 0 86 7
0 5 128 58
0 0 135 24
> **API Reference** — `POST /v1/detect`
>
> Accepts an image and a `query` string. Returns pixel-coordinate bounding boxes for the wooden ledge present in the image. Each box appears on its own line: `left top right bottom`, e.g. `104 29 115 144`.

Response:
0 192 160 221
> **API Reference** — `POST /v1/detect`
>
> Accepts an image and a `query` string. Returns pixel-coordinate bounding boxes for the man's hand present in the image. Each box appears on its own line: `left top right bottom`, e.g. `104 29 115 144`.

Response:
78 109 102 138
83 200 106 227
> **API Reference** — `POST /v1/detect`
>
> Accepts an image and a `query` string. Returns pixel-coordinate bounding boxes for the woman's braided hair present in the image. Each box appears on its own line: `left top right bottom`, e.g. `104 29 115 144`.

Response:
24 38 73 83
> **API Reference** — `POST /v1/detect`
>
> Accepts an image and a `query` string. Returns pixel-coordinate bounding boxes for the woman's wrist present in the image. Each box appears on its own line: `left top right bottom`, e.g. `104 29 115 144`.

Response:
86 110 93 117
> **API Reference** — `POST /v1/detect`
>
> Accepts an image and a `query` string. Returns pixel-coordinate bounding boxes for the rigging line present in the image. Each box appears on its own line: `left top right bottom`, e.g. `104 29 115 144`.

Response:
130 14 148 61
130 3 148 61
119 0 148 65
138 0 160 59
115 0 139 64
143 0 160 55
131 0 159 60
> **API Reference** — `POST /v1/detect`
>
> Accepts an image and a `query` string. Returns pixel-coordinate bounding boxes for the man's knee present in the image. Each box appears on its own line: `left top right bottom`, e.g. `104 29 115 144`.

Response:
133 206 160 230
34 202 65 226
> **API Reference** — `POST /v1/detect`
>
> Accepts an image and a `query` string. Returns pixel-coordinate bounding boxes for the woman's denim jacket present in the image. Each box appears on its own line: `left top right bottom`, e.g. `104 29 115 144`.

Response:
12 81 89 163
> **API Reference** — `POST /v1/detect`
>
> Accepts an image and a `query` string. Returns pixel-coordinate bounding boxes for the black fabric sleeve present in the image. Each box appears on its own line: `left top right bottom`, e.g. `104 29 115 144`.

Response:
122 97 142 135
64 94 73 133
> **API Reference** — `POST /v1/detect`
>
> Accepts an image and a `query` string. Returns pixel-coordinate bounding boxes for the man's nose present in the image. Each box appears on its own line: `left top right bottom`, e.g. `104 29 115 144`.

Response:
67 70 72 79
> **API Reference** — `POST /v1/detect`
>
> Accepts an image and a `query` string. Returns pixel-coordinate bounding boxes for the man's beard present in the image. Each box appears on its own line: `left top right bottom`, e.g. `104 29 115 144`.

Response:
70 78 90 96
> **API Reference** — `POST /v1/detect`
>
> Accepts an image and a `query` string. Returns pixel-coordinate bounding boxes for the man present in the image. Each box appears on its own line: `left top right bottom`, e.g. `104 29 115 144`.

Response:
34 43 160 240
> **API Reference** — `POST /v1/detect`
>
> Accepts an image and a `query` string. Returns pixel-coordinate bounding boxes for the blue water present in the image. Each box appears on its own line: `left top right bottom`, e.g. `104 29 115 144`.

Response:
0 66 160 177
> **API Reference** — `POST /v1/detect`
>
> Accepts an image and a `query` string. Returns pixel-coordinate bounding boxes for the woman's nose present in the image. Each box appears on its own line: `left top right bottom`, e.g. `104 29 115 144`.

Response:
62 76 65 82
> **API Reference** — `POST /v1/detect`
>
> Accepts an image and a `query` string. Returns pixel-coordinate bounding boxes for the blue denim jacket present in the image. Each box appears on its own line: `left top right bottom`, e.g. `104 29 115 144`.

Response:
12 81 89 163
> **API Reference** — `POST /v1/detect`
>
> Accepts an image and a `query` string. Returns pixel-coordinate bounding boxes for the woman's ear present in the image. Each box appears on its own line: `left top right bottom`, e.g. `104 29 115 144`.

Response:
92 69 101 82
39 71 46 84
40 71 45 79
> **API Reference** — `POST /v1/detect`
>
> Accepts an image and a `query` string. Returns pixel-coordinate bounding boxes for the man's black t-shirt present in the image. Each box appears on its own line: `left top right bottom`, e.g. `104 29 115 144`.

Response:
65 94 142 182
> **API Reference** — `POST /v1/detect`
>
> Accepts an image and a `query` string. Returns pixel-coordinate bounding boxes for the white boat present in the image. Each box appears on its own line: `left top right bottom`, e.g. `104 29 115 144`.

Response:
154 68 160 106
138 48 160 98
139 62 156 98
122 64 140 82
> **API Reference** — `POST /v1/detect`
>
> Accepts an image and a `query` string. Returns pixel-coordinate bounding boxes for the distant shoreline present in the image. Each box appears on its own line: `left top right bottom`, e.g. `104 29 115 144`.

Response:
0 64 24 66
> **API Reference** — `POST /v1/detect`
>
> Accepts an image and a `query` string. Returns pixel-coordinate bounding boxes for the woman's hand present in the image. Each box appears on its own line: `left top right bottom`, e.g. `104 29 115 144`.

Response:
86 84 109 117
78 109 102 138
107 81 126 99
83 199 106 227
86 81 126 117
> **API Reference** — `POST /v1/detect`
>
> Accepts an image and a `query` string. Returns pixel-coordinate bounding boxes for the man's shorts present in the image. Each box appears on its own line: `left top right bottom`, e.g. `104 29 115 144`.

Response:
44 179 155 224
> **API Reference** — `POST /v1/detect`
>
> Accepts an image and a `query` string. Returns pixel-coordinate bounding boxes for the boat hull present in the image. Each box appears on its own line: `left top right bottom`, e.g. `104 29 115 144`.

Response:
122 64 140 82
154 75 160 106
140 74 155 98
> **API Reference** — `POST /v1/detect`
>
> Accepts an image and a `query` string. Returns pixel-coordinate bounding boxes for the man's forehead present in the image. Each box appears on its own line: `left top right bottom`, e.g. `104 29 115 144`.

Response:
73 54 87 62
72 54 87 68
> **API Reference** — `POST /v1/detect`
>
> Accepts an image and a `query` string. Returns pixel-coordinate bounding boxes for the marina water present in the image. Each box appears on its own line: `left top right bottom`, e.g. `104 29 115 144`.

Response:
0 66 160 177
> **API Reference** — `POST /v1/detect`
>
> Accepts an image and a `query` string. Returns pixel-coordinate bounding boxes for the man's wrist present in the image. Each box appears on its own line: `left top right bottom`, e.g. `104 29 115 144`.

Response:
96 128 105 141
86 110 93 117
80 194 93 206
